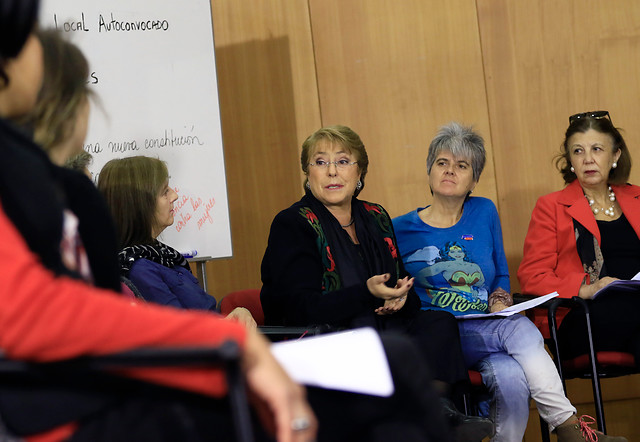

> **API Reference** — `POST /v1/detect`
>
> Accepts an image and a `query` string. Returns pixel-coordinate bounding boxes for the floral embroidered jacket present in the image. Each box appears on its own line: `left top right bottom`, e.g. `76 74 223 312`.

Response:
260 194 420 327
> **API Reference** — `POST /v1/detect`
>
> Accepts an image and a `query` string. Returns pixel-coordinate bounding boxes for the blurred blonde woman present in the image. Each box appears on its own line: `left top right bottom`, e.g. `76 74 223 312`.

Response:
19 28 91 165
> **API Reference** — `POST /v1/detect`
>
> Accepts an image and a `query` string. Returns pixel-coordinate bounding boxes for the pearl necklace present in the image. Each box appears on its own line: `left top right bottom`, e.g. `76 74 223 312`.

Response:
585 186 616 217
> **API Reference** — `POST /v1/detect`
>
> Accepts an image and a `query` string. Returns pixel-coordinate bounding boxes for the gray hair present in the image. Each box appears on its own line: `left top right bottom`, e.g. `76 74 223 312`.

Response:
426 122 486 182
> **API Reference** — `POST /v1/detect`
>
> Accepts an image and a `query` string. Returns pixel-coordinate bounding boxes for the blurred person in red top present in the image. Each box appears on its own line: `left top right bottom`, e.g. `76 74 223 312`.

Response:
0 1 314 440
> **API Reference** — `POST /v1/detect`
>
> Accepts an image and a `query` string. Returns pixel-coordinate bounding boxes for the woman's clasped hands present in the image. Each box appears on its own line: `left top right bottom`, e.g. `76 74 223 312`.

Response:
367 273 414 315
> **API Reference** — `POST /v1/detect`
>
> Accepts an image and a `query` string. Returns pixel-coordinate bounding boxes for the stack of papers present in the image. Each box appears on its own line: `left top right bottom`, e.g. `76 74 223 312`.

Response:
458 292 559 319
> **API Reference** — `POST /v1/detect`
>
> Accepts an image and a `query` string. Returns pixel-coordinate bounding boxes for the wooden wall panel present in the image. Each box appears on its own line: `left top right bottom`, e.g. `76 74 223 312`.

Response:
308 0 498 220
205 0 321 299
477 0 640 291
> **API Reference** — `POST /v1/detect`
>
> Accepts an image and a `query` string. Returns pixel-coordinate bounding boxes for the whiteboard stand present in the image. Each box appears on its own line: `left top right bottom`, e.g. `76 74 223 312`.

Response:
188 256 212 293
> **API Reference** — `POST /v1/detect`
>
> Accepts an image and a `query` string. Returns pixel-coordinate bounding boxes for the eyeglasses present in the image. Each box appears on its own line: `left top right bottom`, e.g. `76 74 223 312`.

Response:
308 159 358 169
569 110 611 125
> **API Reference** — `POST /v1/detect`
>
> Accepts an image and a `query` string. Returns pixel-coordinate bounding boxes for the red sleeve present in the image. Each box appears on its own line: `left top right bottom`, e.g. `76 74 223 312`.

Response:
0 202 246 397
517 195 586 299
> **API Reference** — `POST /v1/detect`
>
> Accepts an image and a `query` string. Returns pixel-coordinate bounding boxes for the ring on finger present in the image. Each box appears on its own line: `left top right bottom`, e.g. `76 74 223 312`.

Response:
291 416 311 431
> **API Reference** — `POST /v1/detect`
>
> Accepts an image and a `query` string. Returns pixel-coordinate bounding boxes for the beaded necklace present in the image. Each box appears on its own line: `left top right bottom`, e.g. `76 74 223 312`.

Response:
585 186 616 217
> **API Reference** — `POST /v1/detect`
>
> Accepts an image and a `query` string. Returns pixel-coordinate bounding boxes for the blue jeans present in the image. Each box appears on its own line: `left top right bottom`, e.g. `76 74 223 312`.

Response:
458 314 576 441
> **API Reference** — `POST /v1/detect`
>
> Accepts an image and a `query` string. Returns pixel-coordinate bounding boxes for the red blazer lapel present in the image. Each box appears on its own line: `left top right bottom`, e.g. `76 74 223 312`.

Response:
560 181 601 244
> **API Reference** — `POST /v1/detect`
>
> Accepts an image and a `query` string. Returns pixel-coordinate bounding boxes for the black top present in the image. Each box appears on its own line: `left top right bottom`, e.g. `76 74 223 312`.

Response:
0 117 120 291
57 167 121 291
598 213 640 280
260 193 420 327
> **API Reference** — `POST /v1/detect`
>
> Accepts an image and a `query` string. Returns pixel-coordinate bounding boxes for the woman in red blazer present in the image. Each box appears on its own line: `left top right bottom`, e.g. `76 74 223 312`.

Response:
518 111 640 365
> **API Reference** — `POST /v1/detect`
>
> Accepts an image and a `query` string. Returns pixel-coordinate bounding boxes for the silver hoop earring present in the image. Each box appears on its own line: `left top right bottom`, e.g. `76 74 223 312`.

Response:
570 166 575 173
306 181 310 189
612 162 618 169
356 180 362 190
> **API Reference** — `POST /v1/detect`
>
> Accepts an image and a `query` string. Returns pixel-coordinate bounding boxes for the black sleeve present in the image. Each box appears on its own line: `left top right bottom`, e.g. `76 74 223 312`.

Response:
382 205 420 315
57 167 122 292
260 208 376 327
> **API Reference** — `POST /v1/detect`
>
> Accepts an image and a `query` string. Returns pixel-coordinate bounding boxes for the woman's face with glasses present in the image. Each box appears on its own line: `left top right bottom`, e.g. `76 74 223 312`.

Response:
306 140 361 211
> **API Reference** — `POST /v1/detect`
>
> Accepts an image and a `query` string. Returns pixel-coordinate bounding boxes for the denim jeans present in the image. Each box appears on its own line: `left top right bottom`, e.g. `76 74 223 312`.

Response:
458 314 576 441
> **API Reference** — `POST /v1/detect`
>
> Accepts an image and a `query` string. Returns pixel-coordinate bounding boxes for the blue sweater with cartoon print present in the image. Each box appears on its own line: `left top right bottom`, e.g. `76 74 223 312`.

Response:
392 197 510 316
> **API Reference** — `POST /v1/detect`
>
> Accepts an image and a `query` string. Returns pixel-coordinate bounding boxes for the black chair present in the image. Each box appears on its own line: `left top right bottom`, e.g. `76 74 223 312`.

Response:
0 342 254 442
522 294 638 435
120 275 146 300
547 297 637 433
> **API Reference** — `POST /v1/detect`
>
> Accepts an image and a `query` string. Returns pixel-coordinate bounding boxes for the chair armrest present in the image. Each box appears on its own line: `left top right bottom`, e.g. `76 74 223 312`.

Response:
258 324 337 341
547 296 592 332
0 342 241 373
0 342 254 442
512 292 537 304
514 294 598 384
512 292 571 310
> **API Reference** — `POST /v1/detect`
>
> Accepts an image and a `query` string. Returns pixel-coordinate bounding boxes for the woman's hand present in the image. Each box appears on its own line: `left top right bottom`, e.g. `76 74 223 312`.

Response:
242 331 318 442
489 301 508 313
366 274 414 300
578 276 619 299
225 307 258 331
488 287 512 313
375 295 407 315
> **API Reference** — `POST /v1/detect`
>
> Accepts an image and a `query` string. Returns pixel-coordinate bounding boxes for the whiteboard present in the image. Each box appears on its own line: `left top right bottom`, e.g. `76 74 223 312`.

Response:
38 0 232 259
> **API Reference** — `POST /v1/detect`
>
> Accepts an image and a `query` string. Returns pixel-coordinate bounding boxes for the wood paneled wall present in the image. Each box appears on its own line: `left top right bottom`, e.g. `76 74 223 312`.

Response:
208 1 640 438
206 1 320 297
308 0 498 216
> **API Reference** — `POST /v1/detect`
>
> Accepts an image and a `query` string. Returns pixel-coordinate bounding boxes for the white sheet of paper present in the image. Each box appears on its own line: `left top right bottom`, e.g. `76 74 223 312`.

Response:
457 292 559 319
270 327 394 397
